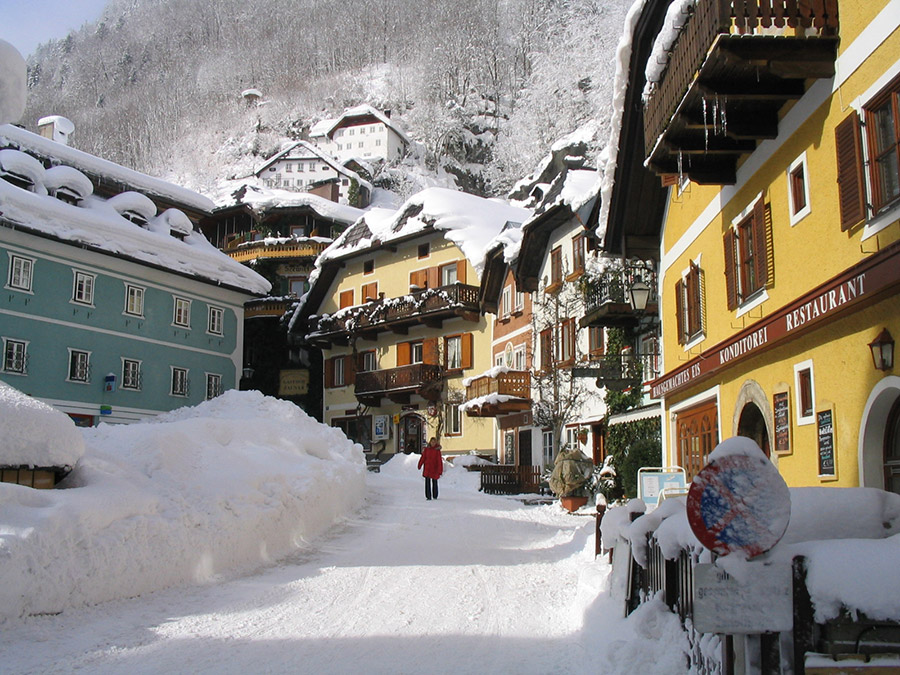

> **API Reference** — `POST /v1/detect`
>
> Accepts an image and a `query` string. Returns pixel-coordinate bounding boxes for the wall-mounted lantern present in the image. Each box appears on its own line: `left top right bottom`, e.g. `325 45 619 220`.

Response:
869 329 894 372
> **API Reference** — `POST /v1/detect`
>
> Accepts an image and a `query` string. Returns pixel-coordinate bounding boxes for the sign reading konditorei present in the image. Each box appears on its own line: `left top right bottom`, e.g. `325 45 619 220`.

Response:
651 243 900 399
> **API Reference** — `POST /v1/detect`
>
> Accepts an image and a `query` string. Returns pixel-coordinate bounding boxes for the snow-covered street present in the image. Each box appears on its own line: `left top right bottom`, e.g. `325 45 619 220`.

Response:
0 456 688 674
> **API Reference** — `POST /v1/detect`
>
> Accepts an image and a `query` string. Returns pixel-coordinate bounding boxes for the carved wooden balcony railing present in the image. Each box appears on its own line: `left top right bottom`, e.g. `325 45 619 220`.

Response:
225 238 329 264
354 363 444 405
310 283 481 347
244 298 293 319
580 262 657 329
574 352 661 391
463 370 532 417
643 0 839 184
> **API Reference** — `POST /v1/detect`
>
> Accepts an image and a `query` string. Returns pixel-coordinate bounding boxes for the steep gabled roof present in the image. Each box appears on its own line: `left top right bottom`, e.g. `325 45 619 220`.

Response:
309 105 410 144
254 140 373 192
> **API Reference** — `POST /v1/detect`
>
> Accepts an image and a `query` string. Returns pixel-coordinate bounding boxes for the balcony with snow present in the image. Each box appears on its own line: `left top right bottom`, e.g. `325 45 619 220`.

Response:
308 282 481 349
354 364 444 406
223 233 330 265
580 259 658 330
460 367 532 418
642 0 839 184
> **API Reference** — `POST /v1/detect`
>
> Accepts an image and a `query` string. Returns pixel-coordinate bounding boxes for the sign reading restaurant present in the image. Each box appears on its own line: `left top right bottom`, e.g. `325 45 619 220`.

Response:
651 242 900 399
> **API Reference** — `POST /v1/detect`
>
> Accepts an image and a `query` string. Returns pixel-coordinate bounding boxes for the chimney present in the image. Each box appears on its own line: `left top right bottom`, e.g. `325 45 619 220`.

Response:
37 115 75 145
383 109 391 118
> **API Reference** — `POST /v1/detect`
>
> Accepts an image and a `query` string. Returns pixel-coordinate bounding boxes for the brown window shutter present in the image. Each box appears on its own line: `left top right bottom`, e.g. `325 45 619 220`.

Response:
675 278 686 345
723 230 738 310
461 333 473 369
835 112 867 230
456 260 467 284
345 355 356 385
324 357 335 388
423 337 439 365
409 270 426 289
397 341 411 366
362 282 378 301
427 266 440 289
339 289 354 309
751 197 770 288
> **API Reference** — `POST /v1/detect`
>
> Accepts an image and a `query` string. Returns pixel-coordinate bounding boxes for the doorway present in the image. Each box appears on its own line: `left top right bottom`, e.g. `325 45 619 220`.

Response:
401 414 424 454
518 429 532 466
737 402 770 457
885 398 900 494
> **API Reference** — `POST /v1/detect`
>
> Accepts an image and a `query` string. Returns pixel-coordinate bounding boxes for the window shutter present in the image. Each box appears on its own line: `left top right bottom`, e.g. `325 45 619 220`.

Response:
397 342 411 366
423 337 439 365
345 355 356 385
675 278 686 345
409 269 426 289
426 266 440 289
324 357 335 388
723 229 738 310
461 333 473 369
751 197 770 288
339 289 354 309
834 113 867 231
456 260 467 284
362 282 378 301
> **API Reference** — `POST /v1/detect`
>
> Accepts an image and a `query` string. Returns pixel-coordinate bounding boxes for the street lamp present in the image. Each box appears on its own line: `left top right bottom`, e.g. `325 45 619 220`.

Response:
868 329 894 371
242 365 255 380
629 280 651 313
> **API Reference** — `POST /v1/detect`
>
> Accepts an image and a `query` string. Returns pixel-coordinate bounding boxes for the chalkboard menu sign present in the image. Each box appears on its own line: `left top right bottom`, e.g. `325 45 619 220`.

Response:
773 392 790 453
817 409 835 476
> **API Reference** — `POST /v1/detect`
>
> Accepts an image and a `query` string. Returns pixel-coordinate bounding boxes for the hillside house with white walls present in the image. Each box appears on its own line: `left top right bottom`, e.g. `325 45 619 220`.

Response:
309 105 409 164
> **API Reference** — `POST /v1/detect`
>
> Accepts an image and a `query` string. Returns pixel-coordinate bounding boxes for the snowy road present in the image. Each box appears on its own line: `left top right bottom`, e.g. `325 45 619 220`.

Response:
0 457 687 674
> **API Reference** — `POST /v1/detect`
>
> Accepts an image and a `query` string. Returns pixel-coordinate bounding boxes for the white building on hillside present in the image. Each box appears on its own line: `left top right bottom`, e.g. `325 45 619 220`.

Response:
309 105 409 164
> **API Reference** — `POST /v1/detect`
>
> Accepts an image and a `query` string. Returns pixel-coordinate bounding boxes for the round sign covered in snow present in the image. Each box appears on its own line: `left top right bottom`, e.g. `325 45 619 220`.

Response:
687 439 791 558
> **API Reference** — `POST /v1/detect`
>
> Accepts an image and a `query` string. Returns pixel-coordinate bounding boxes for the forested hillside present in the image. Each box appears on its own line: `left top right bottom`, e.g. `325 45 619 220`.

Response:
22 0 632 199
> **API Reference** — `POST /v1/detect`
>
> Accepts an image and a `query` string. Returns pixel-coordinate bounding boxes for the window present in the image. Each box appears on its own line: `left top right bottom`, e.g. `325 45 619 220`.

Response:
557 318 576 365
68 349 91 383
2 338 27 374
7 254 34 292
539 328 552 372
208 306 224 336
125 284 144 316
446 336 462 370
676 262 704 345
334 357 346 386
514 344 527 371
289 276 308 296
173 297 191 328
206 373 223 400
500 286 512 318
787 153 811 225
571 235 586 276
794 360 816 425
542 430 554 465
325 355 355 388
363 259 374 275
375 139 382 147
122 358 141 390
72 271 95 305
548 246 562 291
589 326 605 360
418 243 430 259
286 163 293 173
514 285 525 312
348 128 355 136
440 262 458 286
724 195 772 310
171 367 189 397
411 341 424 364
866 79 900 213
358 350 377 372
358 142 364 149
445 403 462 436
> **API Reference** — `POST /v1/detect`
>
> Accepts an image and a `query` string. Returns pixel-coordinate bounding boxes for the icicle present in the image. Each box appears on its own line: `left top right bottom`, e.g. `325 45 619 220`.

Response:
677 150 684 182
720 97 727 137
702 97 709 151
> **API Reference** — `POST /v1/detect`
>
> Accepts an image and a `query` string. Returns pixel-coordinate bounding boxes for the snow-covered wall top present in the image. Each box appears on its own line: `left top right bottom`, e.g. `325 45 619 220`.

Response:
0 177 271 295
0 125 216 213
320 187 531 277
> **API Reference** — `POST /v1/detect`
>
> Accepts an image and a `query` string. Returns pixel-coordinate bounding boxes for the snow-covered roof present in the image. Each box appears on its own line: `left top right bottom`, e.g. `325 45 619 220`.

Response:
254 140 373 191
0 175 270 295
320 187 531 277
642 0 696 103
310 104 410 144
0 124 216 213
0 380 84 469
216 183 364 225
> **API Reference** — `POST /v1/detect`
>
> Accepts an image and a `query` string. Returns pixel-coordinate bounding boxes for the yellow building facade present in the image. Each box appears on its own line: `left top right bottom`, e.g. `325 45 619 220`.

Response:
646 1 900 490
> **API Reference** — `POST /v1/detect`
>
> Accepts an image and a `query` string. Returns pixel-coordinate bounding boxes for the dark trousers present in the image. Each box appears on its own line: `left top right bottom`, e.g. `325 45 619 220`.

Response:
425 477 439 500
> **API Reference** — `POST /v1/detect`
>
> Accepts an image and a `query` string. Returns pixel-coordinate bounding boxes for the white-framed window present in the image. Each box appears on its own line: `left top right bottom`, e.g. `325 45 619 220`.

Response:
348 128 355 136
7 254 34 292
794 359 816 426
566 426 581 450
171 366 189 397
334 357 345 386
207 306 224 336
542 430 554 466
514 285 525 312
173 297 191 328
445 403 462 436
124 284 144 316
446 335 462 369
67 349 91 383
514 344 527 371
441 263 458 286
500 286 511 318
206 373 223 400
72 270 95 305
787 152 811 226
122 358 142 390
360 350 377 372
2 338 27 375
411 341 424 364
286 163 293 173
375 139 382 147
494 352 505 367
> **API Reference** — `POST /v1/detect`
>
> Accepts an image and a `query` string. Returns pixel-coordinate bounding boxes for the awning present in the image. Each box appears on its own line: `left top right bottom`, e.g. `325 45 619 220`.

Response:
607 403 662 427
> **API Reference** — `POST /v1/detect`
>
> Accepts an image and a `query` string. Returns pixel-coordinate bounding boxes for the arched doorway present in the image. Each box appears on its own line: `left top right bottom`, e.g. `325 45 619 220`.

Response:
738 402 770 457
885 398 900 494
400 413 425 454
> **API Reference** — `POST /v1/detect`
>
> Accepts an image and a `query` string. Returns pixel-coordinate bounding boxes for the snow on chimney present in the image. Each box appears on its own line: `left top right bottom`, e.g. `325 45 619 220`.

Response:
37 115 75 145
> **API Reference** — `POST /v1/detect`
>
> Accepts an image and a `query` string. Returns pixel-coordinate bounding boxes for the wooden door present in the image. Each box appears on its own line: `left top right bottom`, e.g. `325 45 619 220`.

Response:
675 399 718 481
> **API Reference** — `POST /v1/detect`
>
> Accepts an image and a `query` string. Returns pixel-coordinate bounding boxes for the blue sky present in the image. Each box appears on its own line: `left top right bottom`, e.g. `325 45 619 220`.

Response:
0 0 109 58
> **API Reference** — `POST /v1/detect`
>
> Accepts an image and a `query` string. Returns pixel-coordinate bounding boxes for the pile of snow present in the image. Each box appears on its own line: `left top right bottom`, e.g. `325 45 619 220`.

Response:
0 381 84 469
0 390 366 621
0 40 25 125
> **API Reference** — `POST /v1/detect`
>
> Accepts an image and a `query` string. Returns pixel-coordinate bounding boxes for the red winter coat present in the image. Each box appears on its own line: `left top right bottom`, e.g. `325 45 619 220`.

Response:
418 444 443 479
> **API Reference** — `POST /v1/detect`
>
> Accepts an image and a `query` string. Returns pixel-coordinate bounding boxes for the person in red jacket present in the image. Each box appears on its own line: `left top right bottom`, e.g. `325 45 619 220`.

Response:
418 437 443 500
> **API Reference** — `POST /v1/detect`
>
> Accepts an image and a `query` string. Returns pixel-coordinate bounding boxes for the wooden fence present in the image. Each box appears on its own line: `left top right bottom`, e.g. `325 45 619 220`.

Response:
479 465 543 495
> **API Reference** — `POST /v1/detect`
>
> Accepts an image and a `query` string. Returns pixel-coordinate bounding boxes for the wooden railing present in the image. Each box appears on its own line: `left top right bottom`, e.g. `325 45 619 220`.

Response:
479 465 543 495
354 363 443 398
226 239 329 263
464 370 530 401
643 0 839 159
313 283 480 337
244 299 293 318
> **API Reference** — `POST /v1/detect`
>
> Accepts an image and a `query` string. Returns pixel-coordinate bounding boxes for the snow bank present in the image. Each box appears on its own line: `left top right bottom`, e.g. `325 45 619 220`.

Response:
0 391 366 621
0 381 85 468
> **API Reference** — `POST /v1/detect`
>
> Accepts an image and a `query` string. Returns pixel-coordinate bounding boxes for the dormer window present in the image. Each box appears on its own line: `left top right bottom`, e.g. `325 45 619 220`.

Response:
121 211 149 227
0 149 46 192
44 165 93 205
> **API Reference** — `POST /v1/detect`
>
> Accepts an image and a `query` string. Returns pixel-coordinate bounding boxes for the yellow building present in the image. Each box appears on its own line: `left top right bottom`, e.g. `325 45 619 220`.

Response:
639 0 900 490
298 188 529 461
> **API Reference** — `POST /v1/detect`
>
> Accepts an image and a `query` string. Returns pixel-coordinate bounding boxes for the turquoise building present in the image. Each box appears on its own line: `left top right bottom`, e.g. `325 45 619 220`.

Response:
0 123 269 425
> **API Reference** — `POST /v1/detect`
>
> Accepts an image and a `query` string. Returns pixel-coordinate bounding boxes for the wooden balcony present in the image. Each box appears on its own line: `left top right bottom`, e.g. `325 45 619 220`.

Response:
580 262 657 329
225 238 329 264
576 352 660 392
354 363 444 406
643 0 839 184
244 298 293 319
463 370 531 417
310 283 481 347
